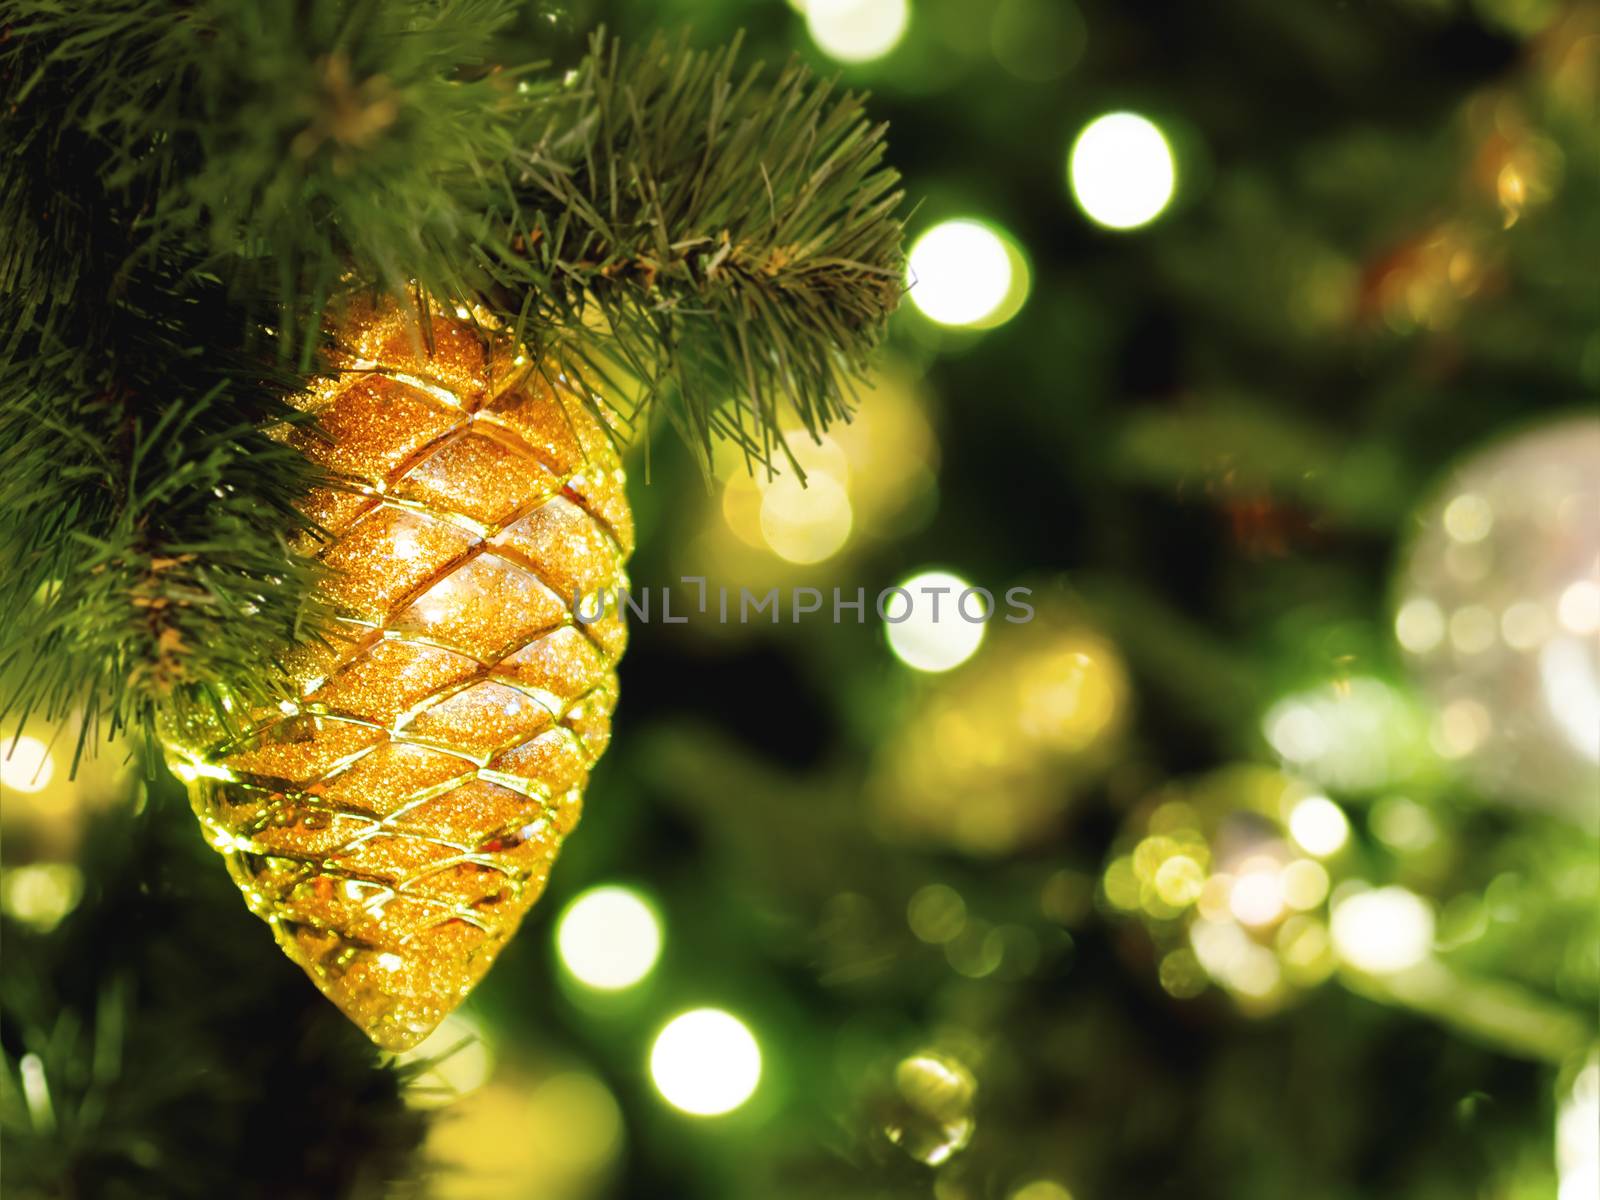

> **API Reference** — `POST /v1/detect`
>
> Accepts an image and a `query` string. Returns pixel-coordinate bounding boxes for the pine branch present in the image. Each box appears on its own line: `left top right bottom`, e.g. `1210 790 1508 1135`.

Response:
0 0 535 362
0 271 330 749
484 32 906 474
0 5 904 743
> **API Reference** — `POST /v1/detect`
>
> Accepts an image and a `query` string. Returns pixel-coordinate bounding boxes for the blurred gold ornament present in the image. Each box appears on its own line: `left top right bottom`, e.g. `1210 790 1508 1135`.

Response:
871 605 1126 855
163 298 633 1051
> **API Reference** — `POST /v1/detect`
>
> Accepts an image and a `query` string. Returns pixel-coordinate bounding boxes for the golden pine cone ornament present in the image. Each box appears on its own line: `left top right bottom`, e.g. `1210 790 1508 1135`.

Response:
162 300 632 1051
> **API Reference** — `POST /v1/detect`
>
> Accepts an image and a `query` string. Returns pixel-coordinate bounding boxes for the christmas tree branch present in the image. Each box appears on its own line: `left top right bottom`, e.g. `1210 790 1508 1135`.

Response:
1 3 902 743
483 32 906 473
0 272 329 747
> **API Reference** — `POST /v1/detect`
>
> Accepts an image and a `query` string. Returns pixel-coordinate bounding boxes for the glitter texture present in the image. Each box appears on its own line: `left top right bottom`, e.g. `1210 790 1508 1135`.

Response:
163 298 633 1051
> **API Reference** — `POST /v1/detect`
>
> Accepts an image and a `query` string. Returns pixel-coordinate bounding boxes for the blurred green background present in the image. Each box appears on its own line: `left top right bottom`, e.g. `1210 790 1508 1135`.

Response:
4 1 1597 1198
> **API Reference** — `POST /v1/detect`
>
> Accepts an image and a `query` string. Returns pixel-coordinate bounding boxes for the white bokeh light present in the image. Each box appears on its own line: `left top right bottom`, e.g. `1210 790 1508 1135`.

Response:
1288 795 1350 858
805 0 909 64
906 220 1019 328
1 735 55 794
1330 886 1434 975
884 570 988 673
650 1009 762 1116
393 1012 494 1108
556 885 663 990
1069 112 1177 231
1558 1054 1600 1200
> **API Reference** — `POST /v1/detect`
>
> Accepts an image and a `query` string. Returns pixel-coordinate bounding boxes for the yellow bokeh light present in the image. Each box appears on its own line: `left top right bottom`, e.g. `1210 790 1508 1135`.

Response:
1011 1181 1075 1200
720 471 767 549
760 473 854 564
1016 646 1118 749
907 883 968 944
556 885 663 991
650 1009 762 1116
1153 854 1206 908
1280 859 1330 911
906 220 1027 328
527 1071 625 1176
1330 886 1434 975
805 0 909 64
1442 492 1493 543
884 570 988 673
393 1012 494 1108
1 735 55 794
0 863 83 932
1395 596 1445 655
1068 112 1177 231
1287 794 1349 858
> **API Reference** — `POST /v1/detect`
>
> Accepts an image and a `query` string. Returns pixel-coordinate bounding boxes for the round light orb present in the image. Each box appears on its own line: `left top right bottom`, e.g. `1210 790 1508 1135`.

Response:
882 1053 976 1165
393 1012 494 1108
1228 867 1285 928
906 220 1024 328
805 0 909 64
1330 886 1435 975
1 735 55 794
1287 794 1350 858
1395 416 1600 827
760 473 854 564
884 570 988 673
527 1071 625 1176
1068 112 1177 231
650 1009 762 1116
556 885 663 991
1559 1055 1600 1200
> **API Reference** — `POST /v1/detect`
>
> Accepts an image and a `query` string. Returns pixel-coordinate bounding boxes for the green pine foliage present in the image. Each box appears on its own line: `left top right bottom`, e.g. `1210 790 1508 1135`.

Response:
0 0 904 745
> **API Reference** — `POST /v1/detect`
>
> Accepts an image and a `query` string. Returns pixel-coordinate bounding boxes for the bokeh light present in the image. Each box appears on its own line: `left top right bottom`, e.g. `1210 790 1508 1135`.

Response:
1559 1054 1600 1200
805 0 909 64
1330 886 1435 975
0 863 84 932
556 884 663 991
760 472 854 564
425 1065 624 1197
719 430 858 566
1 735 55 794
907 882 967 944
884 570 987 672
1287 794 1351 857
393 1012 494 1108
1262 676 1428 791
650 1009 761 1115
1011 1182 1075 1200
1069 112 1177 231
873 613 1126 855
990 0 1085 82
527 1071 625 1177
906 219 1029 329
882 1052 976 1165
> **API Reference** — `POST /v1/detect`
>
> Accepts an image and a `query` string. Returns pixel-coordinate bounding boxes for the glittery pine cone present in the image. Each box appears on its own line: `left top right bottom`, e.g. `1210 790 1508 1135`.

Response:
163 299 632 1051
